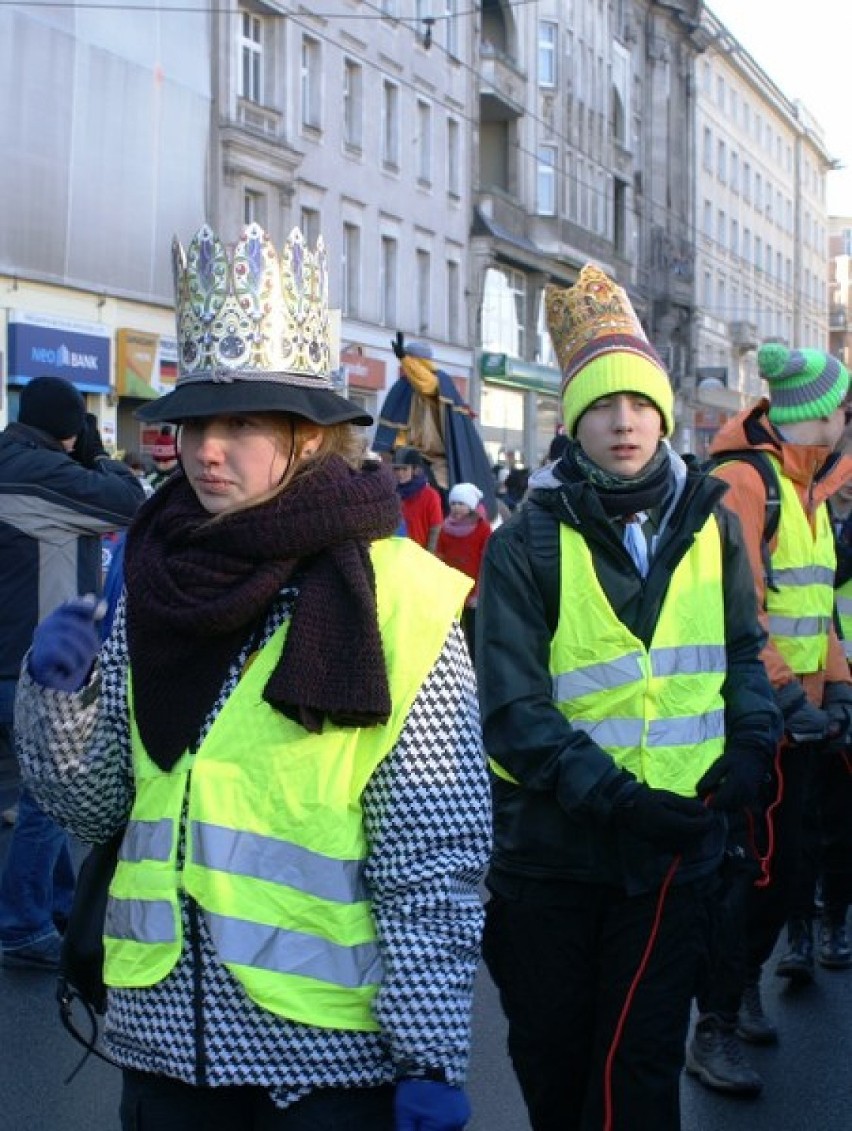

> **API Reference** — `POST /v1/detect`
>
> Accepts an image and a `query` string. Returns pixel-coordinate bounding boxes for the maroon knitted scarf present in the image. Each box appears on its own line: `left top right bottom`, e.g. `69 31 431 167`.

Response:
123 456 401 770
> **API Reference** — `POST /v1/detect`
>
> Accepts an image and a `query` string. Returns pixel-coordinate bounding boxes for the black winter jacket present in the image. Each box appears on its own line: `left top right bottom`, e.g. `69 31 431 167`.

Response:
476 450 781 895
0 422 145 679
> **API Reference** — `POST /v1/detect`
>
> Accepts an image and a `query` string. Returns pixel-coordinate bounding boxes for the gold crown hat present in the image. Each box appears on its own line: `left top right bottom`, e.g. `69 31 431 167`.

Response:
136 223 371 426
545 264 674 436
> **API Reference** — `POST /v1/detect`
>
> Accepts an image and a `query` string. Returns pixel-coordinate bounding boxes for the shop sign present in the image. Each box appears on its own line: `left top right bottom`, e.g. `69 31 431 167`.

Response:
115 329 160 399
341 347 386 391
8 311 110 393
479 352 560 394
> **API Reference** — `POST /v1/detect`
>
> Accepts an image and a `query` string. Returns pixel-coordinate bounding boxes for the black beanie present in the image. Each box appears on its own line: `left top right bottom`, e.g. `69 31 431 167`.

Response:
18 375 87 441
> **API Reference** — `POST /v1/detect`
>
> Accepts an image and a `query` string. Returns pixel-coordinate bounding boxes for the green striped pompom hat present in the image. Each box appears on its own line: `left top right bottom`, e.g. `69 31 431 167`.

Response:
758 342 850 425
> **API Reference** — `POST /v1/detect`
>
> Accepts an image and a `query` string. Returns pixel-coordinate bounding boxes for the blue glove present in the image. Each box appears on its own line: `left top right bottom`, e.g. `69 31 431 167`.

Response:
29 596 104 691
395 1078 471 1130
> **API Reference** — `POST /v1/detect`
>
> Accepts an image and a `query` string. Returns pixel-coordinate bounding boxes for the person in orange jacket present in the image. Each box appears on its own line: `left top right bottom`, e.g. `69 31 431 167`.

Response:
688 343 852 1096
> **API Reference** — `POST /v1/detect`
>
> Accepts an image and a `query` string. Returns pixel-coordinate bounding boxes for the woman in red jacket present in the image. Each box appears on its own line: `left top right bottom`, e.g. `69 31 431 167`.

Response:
436 482 492 660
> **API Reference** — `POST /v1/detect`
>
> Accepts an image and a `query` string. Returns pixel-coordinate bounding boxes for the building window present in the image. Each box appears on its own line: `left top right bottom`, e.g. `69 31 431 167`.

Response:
538 20 557 87
702 126 712 172
240 9 263 104
731 219 739 256
343 59 363 150
416 249 431 333
447 117 461 198
244 189 265 226
299 207 321 247
382 81 400 169
416 100 432 185
301 36 321 129
703 200 712 239
481 266 526 357
730 151 739 193
717 139 726 184
441 0 459 57
341 223 360 318
447 259 460 343
536 145 557 215
380 236 398 326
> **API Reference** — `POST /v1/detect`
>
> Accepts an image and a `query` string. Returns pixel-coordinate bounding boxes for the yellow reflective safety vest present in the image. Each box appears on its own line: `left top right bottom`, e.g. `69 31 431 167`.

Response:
492 516 727 795
835 575 852 665
104 536 471 1031
764 457 836 675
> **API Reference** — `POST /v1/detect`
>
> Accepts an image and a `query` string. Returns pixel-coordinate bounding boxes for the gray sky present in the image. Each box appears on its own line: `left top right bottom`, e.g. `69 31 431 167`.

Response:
708 0 852 215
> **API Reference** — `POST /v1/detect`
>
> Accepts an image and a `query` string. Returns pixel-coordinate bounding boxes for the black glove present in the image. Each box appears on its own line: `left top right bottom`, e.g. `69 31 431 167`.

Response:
610 778 715 854
774 681 830 745
72 413 108 468
391 333 406 360
821 682 852 758
696 745 770 812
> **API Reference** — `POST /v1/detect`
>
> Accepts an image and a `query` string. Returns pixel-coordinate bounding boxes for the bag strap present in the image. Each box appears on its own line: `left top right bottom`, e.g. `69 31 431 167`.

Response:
523 502 561 636
705 449 781 591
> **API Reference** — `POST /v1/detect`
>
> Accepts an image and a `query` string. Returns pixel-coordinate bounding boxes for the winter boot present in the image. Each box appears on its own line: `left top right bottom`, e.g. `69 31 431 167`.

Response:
775 917 815 985
736 981 778 1045
818 914 852 970
685 1016 763 1097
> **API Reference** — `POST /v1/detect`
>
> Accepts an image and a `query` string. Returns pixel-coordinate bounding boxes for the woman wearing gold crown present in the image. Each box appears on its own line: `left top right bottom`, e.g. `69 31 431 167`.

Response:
14 223 489 1130
475 265 781 1129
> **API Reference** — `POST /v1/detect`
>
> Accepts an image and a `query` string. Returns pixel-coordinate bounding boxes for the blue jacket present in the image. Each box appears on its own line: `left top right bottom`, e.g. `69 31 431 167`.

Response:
0 422 145 678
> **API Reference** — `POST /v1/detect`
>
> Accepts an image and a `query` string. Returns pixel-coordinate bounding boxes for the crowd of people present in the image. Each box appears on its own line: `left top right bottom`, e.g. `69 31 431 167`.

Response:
1 223 851 1131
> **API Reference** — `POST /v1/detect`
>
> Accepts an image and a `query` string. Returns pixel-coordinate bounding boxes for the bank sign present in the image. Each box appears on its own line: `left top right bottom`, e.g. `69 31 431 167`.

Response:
7 312 111 393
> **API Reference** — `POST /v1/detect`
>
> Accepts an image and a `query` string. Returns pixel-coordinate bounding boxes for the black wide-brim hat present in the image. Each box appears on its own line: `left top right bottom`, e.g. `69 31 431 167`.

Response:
136 376 372 427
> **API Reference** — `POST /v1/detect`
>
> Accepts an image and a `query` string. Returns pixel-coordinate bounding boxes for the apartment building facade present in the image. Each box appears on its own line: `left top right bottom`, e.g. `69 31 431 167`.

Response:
691 8 833 456
1 1 838 467
472 0 706 464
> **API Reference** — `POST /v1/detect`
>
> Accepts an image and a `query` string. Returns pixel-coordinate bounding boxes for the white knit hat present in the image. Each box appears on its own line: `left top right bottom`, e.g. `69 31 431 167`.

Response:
449 482 483 511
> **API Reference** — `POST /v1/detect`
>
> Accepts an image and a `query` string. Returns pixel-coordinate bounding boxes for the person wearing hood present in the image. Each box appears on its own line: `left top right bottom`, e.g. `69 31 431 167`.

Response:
12 224 490 1129
687 344 852 1096
435 482 492 660
474 264 780 1131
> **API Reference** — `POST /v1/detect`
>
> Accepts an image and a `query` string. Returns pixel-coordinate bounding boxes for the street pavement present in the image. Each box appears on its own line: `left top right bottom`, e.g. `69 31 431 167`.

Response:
1 766 851 1129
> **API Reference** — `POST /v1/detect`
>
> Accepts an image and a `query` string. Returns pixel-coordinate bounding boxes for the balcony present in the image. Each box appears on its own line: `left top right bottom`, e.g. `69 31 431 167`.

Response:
830 306 848 332
729 320 759 352
480 44 526 121
235 99 283 140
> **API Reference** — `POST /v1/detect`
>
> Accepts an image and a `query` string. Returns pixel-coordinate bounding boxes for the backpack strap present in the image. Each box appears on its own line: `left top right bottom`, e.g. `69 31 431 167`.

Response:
705 449 781 591
523 502 561 636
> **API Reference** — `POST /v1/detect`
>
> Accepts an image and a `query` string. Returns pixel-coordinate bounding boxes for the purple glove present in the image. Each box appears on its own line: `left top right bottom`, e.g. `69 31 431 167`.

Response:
395 1079 471 1130
28 596 104 691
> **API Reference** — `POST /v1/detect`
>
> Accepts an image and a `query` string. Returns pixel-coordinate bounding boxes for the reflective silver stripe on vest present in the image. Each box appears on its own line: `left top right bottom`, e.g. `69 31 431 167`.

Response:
649 645 727 678
767 615 832 637
845 640 852 661
191 821 369 905
571 717 646 747
105 896 177 943
647 708 725 746
837 596 852 616
120 819 173 864
573 708 724 749
771 565 836 587
552 653 643 701
205 909 382 989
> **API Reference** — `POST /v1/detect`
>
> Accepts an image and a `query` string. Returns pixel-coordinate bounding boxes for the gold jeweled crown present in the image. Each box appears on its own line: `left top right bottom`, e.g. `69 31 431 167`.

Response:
545 264 654 386
172 223 333 388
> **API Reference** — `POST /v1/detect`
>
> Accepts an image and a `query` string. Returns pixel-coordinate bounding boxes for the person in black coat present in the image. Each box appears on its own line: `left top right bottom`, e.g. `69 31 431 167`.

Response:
475 266 781 1131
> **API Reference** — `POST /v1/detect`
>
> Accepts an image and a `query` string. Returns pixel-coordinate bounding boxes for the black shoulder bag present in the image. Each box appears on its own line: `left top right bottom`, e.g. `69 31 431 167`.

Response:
57 828 125 1081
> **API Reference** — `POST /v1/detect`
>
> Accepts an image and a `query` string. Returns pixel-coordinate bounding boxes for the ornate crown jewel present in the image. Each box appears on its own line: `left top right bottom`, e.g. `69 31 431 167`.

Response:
172 223 333 388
